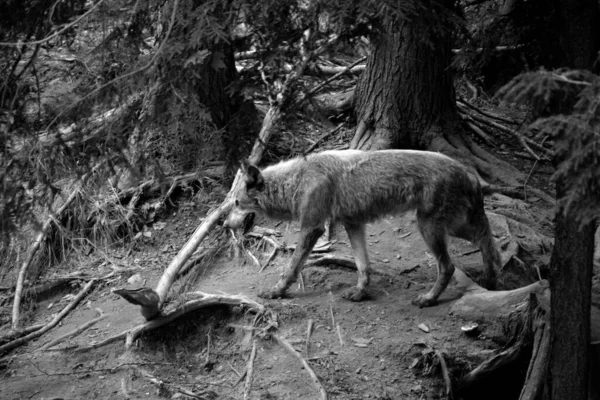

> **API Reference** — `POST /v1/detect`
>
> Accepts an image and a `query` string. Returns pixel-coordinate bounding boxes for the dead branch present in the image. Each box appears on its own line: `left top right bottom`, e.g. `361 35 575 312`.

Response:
464 120 495 146
12 180 86 330
314 63 366 75
116 31 336 321
435 350 453 399
273 333 328 400
79 292 262 352
483 184 555 206
306 319 314 357
306 57 367 97
243 339 258 400
457 98 519 126
0 323 45 345
38 309 106 351
304 123 346 154
463 109 542 160
1 278 98 355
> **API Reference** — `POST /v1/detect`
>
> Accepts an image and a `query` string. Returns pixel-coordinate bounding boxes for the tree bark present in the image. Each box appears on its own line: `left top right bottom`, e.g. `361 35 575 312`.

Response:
351 4 458 151
547 180 595 400
350 1 524 185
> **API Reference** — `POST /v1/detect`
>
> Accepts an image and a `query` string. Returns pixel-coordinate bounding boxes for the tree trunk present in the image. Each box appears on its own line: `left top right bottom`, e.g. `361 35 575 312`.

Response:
544 1 599 398
547 193 595 400
352 4 457 151
350 1 523 185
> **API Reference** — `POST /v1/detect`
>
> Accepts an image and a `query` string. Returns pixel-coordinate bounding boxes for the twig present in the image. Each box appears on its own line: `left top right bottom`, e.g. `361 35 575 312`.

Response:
457 98 519 126
435 350 453 399
336 324 345 347
524 137 554 157
38 309 106 351
465 120 495 146
273 334 328 400
304 123 345 155
259 245 279 273
246 249 261 269
523 159 539 202
1 278 98 355
329 304 336 327
305 319 314 357
467 111 541 160
243 339 258 400
306 56 367 97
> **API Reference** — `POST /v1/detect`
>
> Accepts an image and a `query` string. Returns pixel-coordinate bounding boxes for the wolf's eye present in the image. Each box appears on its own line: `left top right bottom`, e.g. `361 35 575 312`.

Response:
235 199 239 206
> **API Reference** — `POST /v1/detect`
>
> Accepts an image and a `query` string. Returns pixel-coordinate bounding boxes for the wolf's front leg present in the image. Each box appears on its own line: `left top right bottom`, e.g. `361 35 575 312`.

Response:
342 223 370 301
258 227 324 299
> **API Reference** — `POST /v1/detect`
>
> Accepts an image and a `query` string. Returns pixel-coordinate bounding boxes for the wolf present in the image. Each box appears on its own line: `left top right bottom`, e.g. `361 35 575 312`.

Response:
223 149 501 307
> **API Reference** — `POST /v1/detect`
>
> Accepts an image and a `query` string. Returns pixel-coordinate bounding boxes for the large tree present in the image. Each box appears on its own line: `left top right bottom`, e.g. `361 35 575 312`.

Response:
546 0 599 398
350 0 522 185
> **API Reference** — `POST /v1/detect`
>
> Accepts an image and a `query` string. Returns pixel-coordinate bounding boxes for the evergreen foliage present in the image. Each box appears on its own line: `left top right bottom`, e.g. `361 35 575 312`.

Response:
497 69 600 226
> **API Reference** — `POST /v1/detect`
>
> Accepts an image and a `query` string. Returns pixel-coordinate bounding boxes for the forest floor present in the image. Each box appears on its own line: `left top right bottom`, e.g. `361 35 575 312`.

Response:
0 117 564 400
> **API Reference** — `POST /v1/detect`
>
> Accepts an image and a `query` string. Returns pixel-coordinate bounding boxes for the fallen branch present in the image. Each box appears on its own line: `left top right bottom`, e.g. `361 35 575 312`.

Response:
273 333 328 400
457 98 519 126
38 309 106 351
306 57 367 97
12 179 87 330
435 350 453 399
80 292 263 351
306 319 314 357
1 278 98 355
0 323 45 345
304 123 346 154
117 30 336 321
243 339 258 400
464 109 541 160
483 184 555 206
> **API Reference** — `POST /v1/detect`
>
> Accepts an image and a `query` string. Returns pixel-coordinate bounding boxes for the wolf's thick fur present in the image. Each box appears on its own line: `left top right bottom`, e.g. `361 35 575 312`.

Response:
224 149 501 307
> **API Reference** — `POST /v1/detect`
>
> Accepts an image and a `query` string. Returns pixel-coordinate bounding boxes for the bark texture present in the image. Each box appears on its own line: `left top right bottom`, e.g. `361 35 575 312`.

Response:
350 1 524 186
547 181 595 400
352 4 457 150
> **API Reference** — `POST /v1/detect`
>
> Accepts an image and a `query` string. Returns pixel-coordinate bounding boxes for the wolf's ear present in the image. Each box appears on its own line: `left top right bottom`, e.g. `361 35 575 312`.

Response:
240 159 264 190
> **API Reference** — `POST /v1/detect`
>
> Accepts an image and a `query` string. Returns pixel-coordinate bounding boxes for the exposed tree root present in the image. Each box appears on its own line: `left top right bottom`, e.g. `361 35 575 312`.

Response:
435 349 453 399
1 277 100 355
77 292 263 352
304 254 417 279
12 177 88 330
243 339 258 400
38 308 106 351
483 184 555 206
273 333 328 400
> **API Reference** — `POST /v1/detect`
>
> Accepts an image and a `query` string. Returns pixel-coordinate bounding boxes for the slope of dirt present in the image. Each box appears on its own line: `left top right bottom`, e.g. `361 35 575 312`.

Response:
0 193 542 400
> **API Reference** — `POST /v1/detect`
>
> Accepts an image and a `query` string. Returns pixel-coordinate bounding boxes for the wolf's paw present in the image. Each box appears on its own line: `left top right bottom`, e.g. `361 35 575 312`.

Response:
258 287 286 300
341 287 367 302
412 294 438 308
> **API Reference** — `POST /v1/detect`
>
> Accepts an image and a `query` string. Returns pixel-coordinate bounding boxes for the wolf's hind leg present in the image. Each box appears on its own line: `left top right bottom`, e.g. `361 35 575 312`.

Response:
342 223 370 302
453 212 500 290
258 226 324 299
413 214 454 308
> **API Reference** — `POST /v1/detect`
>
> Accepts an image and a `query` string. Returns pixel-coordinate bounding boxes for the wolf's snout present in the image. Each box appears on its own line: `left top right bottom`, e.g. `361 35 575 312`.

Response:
224 207 255 233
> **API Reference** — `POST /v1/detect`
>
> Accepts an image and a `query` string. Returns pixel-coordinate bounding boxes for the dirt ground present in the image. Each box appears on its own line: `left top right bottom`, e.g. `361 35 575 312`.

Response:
0 180 552 400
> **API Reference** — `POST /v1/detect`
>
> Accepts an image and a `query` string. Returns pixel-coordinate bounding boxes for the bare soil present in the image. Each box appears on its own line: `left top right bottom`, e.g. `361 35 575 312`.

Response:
1 195 541 400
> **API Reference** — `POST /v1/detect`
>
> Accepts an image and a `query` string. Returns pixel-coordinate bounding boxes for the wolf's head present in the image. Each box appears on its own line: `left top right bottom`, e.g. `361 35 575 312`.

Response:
223 159 264 233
